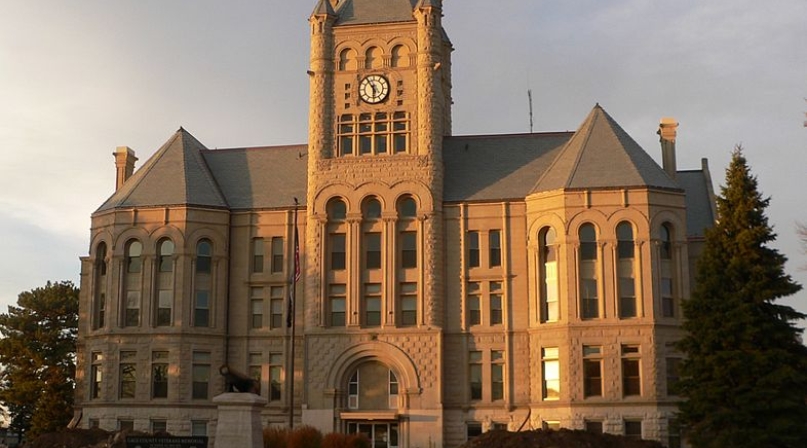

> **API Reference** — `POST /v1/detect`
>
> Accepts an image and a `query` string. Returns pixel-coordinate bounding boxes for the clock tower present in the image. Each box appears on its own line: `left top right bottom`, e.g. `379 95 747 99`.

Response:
303 0 453 445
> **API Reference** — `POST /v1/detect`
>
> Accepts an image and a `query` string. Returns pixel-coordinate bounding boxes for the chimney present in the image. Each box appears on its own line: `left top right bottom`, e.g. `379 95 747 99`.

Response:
657 118 678 180
114 146 138 190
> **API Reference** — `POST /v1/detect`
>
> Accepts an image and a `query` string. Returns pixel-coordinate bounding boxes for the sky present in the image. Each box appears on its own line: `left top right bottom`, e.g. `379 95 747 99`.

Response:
1 0 806 322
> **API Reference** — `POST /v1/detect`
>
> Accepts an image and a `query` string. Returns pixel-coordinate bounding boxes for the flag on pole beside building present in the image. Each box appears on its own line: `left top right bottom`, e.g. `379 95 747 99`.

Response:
287 226 300 328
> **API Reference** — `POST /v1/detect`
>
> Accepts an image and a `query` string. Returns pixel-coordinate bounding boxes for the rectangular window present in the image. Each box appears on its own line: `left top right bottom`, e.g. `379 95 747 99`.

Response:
152 351 169 399
89 419 100 429
271 237 284 273
364 283 382 327
330 233 346 270
583 346 602 397
400 231 417 268
151 420 167 433
400 282 417 326
585 421 603 434
270 286 284 329
252 238 264 273
365 232 382 269
250 287 263 329
622 345 641 396
466 423 483 440
192 352 211 400
542 347 560 400
467 282 480 326
661 275 674 318
91 352 103 400
191 420 207 437
119 351 136 399
579 237 599 319
619 274 637 318
156 290 172 326
469 351 482 400
269 352 283 401
330 284 346 327
467 231 480 268
249 352 262 395
194 290 210 327
489 230 502 267
125 291 140 327
491 350 505 401
624 420 642 440
666 357 681 396
119 420 134 431
490 281 503 325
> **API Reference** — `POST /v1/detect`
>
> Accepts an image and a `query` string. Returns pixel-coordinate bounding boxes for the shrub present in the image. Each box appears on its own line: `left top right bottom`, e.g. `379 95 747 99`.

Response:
322 432 370 448
263 426 290 448
288 426 323 448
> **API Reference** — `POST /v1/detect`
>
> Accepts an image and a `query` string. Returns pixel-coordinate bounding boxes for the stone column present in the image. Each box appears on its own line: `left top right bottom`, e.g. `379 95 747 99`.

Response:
213 393 267 448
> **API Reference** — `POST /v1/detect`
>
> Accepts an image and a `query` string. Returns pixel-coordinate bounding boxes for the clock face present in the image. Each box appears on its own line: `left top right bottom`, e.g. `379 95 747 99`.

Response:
359 75 390 104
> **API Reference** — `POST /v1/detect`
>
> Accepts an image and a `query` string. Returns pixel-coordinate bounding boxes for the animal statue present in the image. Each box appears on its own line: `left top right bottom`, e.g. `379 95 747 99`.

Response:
219 365 261 395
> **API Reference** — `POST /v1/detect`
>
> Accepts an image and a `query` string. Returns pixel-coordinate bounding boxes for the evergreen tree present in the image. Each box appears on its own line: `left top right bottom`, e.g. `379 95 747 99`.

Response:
677 148 807 448
0 281 78 439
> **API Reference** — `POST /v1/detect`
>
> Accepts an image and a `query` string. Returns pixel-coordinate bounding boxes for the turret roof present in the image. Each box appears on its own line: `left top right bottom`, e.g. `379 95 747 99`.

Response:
332 0 419 26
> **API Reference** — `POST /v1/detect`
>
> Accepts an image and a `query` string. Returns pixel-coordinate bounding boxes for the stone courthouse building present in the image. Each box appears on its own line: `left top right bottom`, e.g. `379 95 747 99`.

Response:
75 1 716 447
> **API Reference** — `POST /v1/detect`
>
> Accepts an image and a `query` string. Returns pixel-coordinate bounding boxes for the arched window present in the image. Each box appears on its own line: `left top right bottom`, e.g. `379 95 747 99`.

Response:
539 227 559 323
93 242 108 329
339 48 357 71
156 239 175 326
397 196 417 219
391 45 410 68
346 362 399 410
578 224 599 319
365 46 383 69
616 222 637 318
194 240 212 327
363 197 382 220
328 198 347 221
660 223 675 317
124 240 143 327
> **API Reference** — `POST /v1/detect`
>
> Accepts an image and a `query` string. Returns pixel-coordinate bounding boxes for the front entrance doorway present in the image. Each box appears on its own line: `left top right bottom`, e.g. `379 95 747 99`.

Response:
347 422 399 448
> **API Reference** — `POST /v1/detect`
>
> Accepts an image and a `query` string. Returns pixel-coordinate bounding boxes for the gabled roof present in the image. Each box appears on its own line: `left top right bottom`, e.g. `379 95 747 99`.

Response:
332 0 419 26
530 105 679 194
96 128 228 213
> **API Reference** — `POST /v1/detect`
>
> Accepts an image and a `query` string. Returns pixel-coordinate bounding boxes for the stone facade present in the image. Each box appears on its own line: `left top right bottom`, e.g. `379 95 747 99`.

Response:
75 2 713 448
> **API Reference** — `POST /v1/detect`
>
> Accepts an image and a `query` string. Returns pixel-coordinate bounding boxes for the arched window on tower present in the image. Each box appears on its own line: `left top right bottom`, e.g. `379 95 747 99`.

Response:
391 45 410 68
93 242 108 330
660 223 676 318
539 227 559 323
617 222 637 318
123 240 143 327
155 238 175 326
339 48 357 71
365 46 383 69
578 224 599 319
194 239 212 327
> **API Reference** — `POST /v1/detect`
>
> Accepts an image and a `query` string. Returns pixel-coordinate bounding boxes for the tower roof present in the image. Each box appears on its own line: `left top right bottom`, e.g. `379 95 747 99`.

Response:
311 0 336 17
530 104 678 193
96 128 228 213
332 0 419 26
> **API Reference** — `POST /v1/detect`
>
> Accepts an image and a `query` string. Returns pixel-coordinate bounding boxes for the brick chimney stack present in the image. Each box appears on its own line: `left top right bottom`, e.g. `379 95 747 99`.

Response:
657 118 678 180
114 146 138 190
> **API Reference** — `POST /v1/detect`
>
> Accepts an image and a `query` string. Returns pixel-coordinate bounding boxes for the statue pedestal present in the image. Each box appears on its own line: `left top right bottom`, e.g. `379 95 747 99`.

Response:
213 392 267 448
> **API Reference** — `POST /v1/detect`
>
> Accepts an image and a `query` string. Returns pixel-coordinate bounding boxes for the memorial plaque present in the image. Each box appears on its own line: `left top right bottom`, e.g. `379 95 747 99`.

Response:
125 436 208 448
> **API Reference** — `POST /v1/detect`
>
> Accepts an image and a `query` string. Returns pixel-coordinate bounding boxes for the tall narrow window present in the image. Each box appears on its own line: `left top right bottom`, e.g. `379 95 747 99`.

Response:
539 228 559 323
660 224 675 318
192 351 211 400
467 282 481 326
491 350 505 401
622 345 641 396
348 371 359 409
156 239 174 326
338 48 357 71
489 281 503 325
400 231 417 268
388 371 399 409
93 242 107 329
329 284 346 327
252 238 264 273
194 240 212 327
249 353 263 395
365 46 382 69
579 224 599 319
330 233 347 270
467 231 480 268
269 353 283 401
489 230 502 267
151 351 169 399
391 45 410 68
250 287 263 329
270 286 284 329
542 347 560 400
583 345 603 397
271 237 284 273
90 352 103 400
124 240 142 327
469 351 482 400
119 351 136 399
365 233 381 270
617 222 637 318
399 282 417 326
364 283 382 327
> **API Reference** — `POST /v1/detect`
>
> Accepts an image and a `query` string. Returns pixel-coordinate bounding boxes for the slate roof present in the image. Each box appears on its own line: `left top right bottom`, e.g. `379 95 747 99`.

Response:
678 169 717 237
331 0 419 26
531 105 679 193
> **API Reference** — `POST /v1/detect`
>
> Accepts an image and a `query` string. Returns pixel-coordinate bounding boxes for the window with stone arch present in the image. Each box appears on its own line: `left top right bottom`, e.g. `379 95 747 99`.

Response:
397 195 418 269
616 222 637 318
391 44 410 68
578 223 600 319
397 195 417 219
346 361 400 410
338 48 358 71
328 198 348 272
365 46 383 69
363 196 382 220
362 196 383 271
660 223 676 318
155 238 175 326
538 227 559 323
194 239 213 327
93 241 108 330
123 239 143 327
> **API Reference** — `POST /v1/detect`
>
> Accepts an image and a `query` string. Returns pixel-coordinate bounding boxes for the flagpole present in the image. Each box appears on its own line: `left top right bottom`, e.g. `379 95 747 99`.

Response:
288 197 299 429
